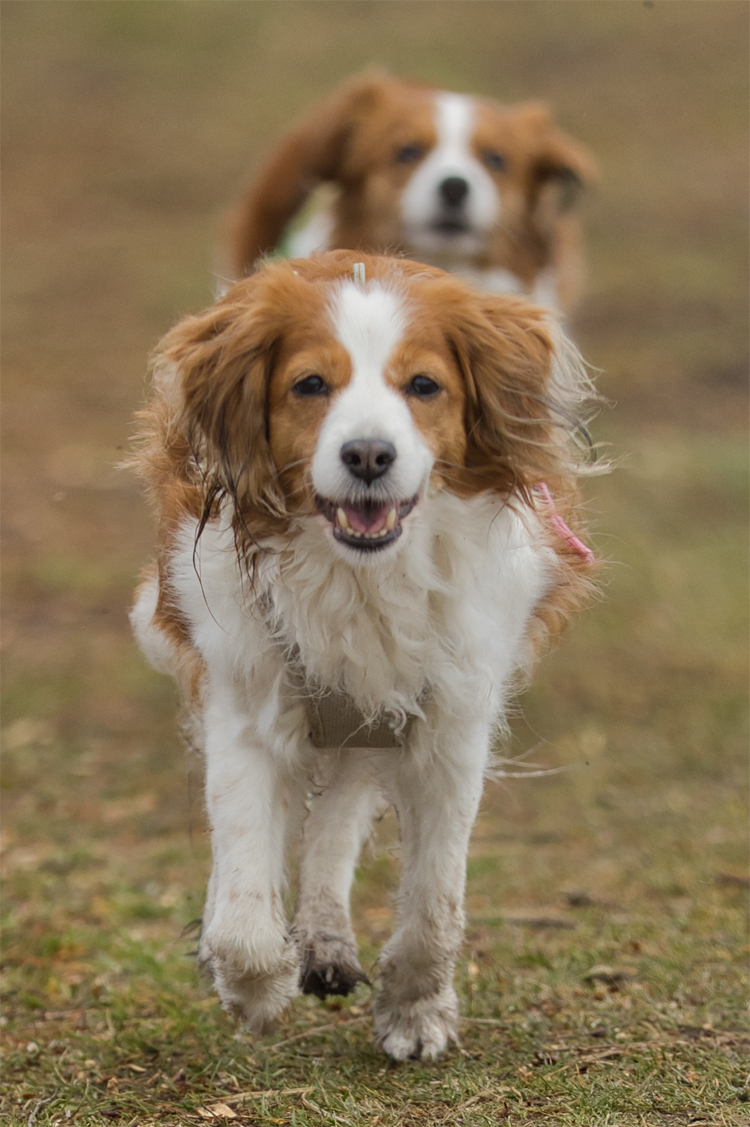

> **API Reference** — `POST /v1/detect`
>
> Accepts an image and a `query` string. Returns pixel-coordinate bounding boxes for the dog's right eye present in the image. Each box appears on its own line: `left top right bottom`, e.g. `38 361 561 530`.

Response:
406 374 442 399
395 143 425 164
293 375 328 397
482 150 507 172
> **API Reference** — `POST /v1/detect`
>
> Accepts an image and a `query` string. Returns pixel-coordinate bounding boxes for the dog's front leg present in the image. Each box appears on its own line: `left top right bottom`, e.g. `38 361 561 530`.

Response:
373 720 489 1060
294 752 386 999
198 678 301 1032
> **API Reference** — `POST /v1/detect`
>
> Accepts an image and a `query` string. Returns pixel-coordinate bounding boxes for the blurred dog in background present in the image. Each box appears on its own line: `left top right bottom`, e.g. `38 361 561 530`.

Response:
226 70 597 313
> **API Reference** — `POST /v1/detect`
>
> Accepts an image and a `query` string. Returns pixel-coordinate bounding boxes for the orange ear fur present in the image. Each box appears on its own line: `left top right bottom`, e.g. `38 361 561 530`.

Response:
228 69 394 278
514 101 599 216
155 283 288 545
447 292 591 502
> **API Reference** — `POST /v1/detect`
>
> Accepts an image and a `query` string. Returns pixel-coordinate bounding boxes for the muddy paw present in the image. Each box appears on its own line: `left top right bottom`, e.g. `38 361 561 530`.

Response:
296 930 370 999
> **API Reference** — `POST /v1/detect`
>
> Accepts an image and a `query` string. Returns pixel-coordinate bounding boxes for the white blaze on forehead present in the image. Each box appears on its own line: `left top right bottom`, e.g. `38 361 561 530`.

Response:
310 280 433 503
400 92 500 256
434 92 475 158
329 280 409 378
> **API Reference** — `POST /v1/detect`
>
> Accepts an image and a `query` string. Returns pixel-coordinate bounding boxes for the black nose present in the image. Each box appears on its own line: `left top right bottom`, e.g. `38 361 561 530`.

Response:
439 176 470 208
340 439 396 485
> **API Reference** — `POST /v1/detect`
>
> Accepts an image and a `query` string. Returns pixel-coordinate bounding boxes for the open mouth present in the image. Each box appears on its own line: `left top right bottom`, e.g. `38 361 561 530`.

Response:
432 217 471 235
316 495 418 551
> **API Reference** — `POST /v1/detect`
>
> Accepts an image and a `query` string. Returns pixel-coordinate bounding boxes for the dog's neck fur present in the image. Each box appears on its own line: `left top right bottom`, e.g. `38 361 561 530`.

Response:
177 490 556 735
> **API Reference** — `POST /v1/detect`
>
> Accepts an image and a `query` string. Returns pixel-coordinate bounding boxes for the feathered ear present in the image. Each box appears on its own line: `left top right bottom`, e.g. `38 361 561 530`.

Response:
513 102 599 221
448 292 591 501
155 281 287 537
228 69 394 278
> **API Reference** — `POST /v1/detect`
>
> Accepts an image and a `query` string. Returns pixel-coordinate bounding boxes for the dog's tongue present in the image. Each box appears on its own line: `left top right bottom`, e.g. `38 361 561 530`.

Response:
341 502 392 535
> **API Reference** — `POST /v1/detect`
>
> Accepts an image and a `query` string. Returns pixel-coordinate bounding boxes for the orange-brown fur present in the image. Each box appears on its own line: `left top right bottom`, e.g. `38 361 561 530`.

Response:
227 72 597 311
130 250 601 1054
132 250 596 673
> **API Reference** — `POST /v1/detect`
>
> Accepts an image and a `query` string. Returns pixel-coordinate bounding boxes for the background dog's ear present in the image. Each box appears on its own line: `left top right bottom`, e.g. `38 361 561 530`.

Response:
156 283 287 533
229 69 393 278
449 292 590 500
515 101 599 222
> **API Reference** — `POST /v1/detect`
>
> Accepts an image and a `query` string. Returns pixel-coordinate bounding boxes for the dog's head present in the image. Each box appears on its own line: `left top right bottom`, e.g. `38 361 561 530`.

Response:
392 90 597 266
231 71 597 281
157 250 592 562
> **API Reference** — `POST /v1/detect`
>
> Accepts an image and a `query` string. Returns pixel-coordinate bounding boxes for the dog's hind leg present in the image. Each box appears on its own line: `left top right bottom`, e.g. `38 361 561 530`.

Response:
294 753 386 998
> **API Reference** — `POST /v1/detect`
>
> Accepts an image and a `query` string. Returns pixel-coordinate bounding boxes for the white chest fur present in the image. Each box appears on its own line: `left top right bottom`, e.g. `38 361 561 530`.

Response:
163 490 556 751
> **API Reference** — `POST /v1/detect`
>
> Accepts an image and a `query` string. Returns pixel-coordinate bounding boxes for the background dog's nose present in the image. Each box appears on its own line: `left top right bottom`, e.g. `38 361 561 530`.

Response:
340 439 396 484
439 176 470 207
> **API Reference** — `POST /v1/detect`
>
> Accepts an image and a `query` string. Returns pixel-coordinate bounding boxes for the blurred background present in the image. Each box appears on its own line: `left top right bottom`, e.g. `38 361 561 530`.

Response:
1 0 747 1111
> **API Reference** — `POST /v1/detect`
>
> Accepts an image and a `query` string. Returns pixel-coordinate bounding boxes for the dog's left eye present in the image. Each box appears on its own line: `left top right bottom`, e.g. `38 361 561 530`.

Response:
293 375 328 397
482 150 507 172
406 375 441 398
395 143 425 164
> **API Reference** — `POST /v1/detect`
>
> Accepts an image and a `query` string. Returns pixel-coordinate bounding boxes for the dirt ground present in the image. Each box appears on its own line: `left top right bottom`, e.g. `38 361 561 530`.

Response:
1 3 748 1125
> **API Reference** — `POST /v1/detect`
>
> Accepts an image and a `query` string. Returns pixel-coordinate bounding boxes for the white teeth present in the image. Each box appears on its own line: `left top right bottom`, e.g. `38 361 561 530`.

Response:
335 505 399 540
337 507 364 538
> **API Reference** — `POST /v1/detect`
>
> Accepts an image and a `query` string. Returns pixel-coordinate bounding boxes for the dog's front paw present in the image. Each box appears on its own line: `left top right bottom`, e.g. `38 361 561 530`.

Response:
200 928 300 1033
295 929 369 999
373 985 459 1061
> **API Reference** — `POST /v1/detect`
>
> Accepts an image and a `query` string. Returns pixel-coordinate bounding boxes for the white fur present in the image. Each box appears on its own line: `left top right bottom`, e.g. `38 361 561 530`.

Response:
400 94 500 261
531 267 561 312
132 291 566 1057
311 282 433 514
286 207 334 258
134 485 557 1056
280 92 561 308
130 570 175 675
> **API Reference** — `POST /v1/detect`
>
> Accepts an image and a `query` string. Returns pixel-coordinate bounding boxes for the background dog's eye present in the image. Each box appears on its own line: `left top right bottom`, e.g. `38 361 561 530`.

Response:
406 375 441 398
293 375 328 396
482 150 507 172
395 143 425 164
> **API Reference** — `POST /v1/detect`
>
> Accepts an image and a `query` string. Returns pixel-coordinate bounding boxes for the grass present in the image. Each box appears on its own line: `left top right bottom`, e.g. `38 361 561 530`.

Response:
2 2 748 1124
